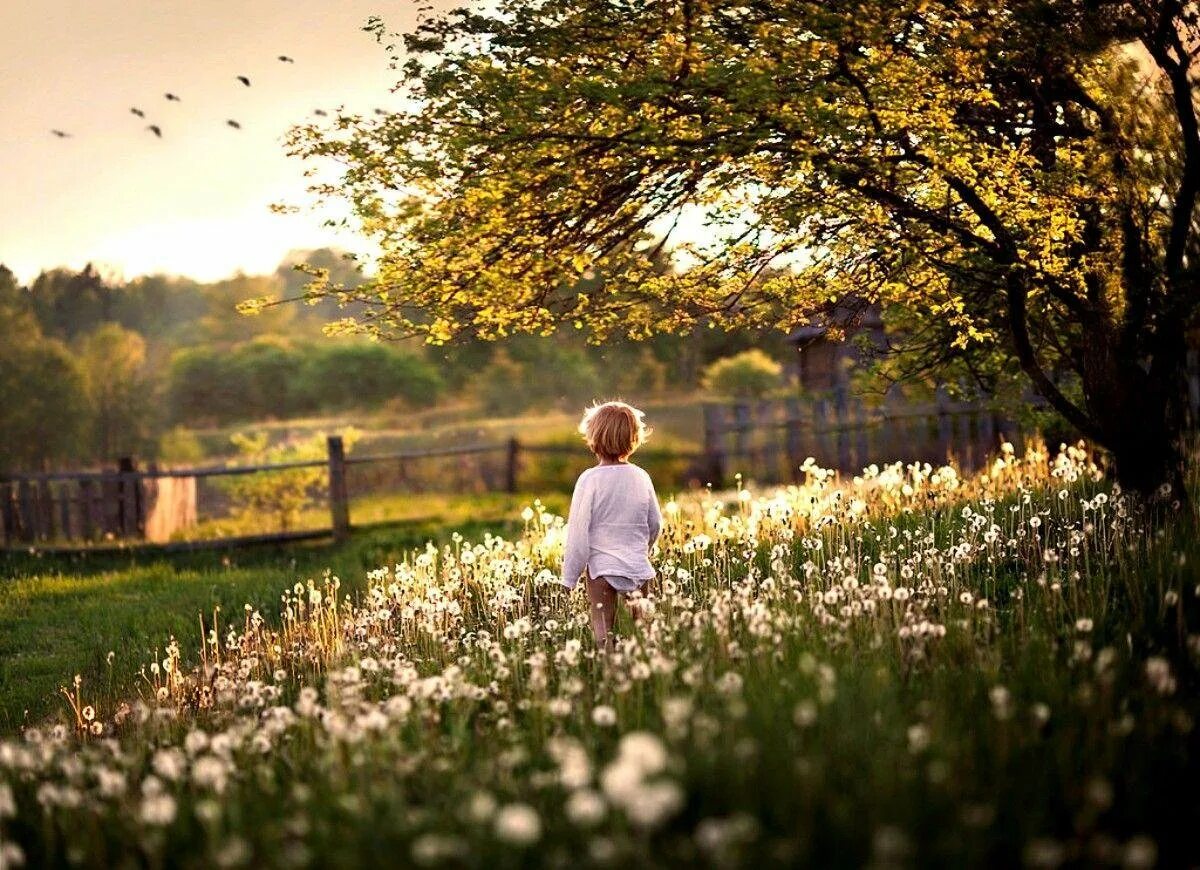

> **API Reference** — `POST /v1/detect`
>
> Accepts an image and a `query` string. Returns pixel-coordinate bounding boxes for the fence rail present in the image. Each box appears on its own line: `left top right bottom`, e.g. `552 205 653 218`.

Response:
701 388 1037 485
0 389 1048 553
0 437 708 552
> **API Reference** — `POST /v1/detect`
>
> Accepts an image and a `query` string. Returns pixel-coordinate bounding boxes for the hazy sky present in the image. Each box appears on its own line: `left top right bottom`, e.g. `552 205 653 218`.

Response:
0 1 442 283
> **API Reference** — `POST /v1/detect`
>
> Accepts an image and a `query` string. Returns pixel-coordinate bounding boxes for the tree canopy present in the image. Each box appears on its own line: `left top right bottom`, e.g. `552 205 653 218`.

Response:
288 0 1200 494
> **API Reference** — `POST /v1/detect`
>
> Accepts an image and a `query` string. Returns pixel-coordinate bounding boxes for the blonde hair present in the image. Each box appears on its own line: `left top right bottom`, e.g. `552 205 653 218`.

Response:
578 401 650 462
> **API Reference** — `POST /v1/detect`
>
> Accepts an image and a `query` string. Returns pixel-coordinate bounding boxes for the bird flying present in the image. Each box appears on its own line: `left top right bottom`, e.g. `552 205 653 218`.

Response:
147 125 162 138
164 93 181 102
313 109 327 117
50 129 71 138
374 108 387 116
131 107 145 118
278 55 294 63
226 119 242 130
236 75 251 87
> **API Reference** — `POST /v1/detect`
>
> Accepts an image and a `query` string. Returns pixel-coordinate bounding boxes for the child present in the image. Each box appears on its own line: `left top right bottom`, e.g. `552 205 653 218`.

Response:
561 400 663 650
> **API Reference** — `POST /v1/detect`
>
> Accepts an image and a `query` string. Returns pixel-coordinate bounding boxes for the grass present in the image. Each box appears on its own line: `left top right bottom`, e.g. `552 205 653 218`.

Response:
1 448 1197 867
0 492 562 728
176 395 707 463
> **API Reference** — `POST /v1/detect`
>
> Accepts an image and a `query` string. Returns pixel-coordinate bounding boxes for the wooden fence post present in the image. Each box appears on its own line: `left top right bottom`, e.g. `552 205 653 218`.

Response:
117 457 145 539
784 398 803 481
758 400 779 482
78 478 96 541
935 388 953 463
0 483 13 546
702 405 728 487
853 398 869 472
505 437 520 494
327 436 351 542
834 387 852 471
17 480 36 543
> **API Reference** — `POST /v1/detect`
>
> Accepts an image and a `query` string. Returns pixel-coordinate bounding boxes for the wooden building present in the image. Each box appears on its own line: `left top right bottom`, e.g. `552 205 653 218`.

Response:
785 299 885 393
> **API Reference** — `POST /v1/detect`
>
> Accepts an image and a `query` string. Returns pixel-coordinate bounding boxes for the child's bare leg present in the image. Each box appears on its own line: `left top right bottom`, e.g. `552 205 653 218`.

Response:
626 592 643 624
585 575 618 651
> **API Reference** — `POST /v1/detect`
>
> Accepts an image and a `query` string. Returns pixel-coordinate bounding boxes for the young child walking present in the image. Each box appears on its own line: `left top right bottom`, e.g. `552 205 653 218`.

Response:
561 401 663 650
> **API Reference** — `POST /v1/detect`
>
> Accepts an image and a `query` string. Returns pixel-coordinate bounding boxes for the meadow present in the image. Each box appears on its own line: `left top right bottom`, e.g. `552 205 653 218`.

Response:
0 443 1197 868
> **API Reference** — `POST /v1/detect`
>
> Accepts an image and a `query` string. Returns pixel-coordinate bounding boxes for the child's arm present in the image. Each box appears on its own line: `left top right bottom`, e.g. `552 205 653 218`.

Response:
561 473 593 589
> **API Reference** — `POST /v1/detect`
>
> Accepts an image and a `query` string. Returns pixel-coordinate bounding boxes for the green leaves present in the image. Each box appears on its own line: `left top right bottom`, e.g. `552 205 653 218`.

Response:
289 0 1200 484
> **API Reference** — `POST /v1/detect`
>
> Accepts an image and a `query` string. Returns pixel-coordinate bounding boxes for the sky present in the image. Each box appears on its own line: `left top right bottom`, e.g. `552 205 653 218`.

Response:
0 1 443 284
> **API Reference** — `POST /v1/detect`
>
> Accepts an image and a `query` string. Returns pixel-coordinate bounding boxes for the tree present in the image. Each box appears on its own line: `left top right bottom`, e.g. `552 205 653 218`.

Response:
27 265 118 342
288 0 1200 498
476 340 602 414
301 342 444 411
168 347 239 426
702 350 784 400
0 331 90 471
78 323 157 460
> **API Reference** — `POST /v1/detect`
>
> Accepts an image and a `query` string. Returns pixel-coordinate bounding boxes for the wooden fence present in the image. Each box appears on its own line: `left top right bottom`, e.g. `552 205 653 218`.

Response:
702 388 1030 485
0 437 702 552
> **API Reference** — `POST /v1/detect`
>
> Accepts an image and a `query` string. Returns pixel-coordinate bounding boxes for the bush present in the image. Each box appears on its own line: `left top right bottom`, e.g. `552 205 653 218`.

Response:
167 347 239 426
701 349 784 399
302 343 444 411
157 426 206 465
216 429 360 532
478 345 601 415
226 337 307 420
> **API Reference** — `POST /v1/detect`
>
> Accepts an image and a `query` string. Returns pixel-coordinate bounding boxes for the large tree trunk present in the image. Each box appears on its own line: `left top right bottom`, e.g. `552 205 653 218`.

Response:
1105 414 1188 504
1091 326 1191 506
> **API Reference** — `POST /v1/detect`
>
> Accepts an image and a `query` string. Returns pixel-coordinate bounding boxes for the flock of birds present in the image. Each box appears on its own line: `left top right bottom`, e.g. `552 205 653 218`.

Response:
47 54 389 140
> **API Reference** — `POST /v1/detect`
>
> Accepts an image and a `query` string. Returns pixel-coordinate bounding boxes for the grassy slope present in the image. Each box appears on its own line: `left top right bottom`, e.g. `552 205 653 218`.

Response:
0 493 565 728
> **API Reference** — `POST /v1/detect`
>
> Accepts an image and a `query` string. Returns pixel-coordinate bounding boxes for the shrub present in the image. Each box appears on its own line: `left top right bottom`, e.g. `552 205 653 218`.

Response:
167 347 239 426
478 345 601 415
701 349 784 399
302 343 444 411
215 429 360 532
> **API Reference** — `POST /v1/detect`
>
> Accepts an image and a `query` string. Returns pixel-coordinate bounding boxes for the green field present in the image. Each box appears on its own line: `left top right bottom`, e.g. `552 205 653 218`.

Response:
0 493 561 728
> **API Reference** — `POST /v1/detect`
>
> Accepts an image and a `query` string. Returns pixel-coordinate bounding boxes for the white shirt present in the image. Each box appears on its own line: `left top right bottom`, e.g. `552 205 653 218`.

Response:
560 463 663 590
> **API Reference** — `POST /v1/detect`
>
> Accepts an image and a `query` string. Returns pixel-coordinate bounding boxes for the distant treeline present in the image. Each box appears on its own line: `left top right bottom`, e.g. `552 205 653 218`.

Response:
0 250 789 471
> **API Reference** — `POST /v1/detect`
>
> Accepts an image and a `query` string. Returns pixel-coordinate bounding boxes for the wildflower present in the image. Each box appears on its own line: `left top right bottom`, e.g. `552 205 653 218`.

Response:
1123 836 1158 870
907 724 930 753
152 748 186 781
411 834 466 866
1023 838 1065 868
139 792 177 826
0 840 24 869
624 779 684 829
793 700 818 728
989 686 1012 720
1145 657 1176 695
1075 618 1093 633
565 789 607 827
493 803 542 845
184 730 209 755
617 732 668 776
192 755 230 793
465 791 497 823
591 705 617 727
